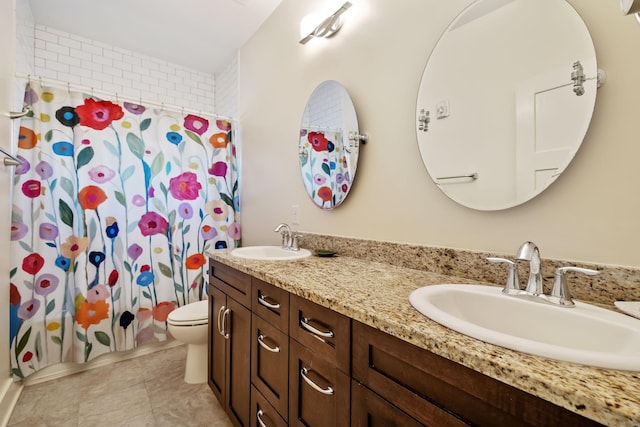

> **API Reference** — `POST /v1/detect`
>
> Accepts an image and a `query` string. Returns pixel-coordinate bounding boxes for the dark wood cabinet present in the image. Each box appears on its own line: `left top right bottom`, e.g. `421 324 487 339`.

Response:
251 386 288 427
289 339 350 427
351 380 427 427
209 261 252 427
352 321 602 427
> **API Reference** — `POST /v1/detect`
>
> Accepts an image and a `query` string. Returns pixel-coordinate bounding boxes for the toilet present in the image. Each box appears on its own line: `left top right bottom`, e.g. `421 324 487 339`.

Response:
167 299 209 384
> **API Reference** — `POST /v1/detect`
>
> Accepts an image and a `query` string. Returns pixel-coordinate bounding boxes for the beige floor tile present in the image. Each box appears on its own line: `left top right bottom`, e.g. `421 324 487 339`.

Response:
7 345 231 426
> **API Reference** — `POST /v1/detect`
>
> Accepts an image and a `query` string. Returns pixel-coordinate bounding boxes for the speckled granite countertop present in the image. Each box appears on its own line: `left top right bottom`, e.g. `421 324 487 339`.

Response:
208 249 640 426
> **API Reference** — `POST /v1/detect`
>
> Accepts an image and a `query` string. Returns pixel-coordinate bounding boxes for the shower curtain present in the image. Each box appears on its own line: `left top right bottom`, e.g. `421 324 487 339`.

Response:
9 83 240 379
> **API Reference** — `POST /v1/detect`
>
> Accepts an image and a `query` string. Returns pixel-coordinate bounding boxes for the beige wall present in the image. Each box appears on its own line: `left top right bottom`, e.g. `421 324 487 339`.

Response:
238 0 640 268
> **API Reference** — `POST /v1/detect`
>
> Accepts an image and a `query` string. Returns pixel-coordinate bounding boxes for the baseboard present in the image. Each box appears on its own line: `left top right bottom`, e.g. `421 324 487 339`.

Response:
0 378 23 427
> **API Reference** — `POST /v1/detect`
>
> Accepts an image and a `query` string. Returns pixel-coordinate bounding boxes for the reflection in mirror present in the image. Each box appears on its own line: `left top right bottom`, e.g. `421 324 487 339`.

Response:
299 80 364 209
416 0 598 210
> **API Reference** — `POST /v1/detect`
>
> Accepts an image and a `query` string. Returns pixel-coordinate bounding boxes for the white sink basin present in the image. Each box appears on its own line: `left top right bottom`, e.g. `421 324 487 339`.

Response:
230 246 311 261
409 284 640 371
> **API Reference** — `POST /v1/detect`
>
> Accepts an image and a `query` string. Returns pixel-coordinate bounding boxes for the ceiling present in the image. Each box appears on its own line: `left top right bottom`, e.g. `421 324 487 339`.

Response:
28 0 283 74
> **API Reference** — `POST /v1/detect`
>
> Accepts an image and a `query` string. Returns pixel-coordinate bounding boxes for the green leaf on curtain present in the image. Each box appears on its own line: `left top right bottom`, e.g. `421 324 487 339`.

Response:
11 369 24 379
85 342 93 360
132 296 138 306
94 331 111 347
22 280 33 290
151 152 165 176
16 327 32 355
159 262 173 278
114 191 126 207
35 332 42 362
10 267 16 278
18 241 32 253
159 182 168 197
219 193 234 208
152 198 166 215
126 133 145 159
140 118 152 131
127 222 138 233
124 261 131 273
168 211 176 227
50 178 57 191
60 177 74 199
142 290 151 300
184 130 203 147
59 200 74 228
77 147 95 169
88 219 97 241
46 299 55 315
44 130 53 142
76 331 86 342
121 165 135 181
174 283 184 293
103 140 119 157
51 336 62 345
322 163 331 175
183 224 191 234
113 287 121 301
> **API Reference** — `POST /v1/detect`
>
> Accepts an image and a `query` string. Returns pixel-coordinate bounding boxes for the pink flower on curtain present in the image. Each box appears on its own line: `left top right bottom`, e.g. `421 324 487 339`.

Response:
169 172 202 200
184 114 209 135
21 180 41 198
208 161 227 177
75 98 124 130
138 211 169 236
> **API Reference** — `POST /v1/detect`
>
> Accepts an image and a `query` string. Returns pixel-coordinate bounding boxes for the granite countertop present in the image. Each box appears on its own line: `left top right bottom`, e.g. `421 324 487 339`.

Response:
208 249 640 426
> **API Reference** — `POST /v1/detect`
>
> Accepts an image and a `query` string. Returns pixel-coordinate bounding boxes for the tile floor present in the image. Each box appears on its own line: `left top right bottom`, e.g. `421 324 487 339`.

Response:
7 345 233 427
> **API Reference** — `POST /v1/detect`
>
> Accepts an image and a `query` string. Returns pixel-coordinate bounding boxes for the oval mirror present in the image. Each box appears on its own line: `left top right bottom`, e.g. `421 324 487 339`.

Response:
299 80 362 209
416 0 598 210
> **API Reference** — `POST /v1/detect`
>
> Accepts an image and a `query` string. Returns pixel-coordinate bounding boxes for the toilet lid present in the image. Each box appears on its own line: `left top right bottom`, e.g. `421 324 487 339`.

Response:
167 300 209 325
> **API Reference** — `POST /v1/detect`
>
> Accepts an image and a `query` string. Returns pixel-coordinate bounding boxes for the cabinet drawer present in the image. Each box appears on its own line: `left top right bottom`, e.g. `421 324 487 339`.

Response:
251 386 287 427
289 339 350 427
210 260 252 308
352 321 602 427
252 278 289 333
251 314 289 421
289 295 350 374
351 380 431 427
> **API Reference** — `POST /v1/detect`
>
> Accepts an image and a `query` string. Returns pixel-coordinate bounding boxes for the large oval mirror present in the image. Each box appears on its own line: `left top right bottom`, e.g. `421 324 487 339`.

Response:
299 80 363 209
416 0 598 210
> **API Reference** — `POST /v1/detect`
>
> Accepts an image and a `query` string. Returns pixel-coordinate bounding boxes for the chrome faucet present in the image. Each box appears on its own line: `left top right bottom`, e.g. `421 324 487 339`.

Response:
274 223 292 249
516 241 543 296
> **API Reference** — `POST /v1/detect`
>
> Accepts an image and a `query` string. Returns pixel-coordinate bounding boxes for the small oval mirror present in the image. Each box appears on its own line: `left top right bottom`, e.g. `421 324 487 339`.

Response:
416 0 598 210
299 80 362 209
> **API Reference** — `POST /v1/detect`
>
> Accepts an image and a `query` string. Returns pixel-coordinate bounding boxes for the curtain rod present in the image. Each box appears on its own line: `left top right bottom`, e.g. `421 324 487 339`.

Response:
14 73 236 122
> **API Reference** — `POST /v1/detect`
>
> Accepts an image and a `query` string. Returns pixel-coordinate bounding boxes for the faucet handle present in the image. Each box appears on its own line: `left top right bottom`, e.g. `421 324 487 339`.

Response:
290 233 303 251
550 266 600 307
487 257 520 295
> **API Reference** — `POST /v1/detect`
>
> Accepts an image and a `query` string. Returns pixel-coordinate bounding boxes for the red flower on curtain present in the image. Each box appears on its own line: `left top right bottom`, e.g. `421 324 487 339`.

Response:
79 185 108 210
308 132 329 152
185 253 206 270
138 211 169 236
22 253 45 275
75 98 124 130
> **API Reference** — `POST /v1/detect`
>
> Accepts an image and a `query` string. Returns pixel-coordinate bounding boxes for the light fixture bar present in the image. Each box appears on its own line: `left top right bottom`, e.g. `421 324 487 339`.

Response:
299 1 353 44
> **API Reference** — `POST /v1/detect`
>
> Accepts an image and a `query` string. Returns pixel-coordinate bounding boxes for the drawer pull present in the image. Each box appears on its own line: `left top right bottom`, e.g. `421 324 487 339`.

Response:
300 367 334 395
220 308 230 339
256 409 268 427
257 334 280 353
217 306 226 336
300 317 334 338
258 294 281 310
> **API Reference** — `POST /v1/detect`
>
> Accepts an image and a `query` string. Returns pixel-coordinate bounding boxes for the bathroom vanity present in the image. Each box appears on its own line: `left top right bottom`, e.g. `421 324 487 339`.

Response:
206 244 640 426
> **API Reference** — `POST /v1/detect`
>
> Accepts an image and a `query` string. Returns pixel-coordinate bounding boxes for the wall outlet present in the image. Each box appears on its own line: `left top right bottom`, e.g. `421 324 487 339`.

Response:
291 204 300 225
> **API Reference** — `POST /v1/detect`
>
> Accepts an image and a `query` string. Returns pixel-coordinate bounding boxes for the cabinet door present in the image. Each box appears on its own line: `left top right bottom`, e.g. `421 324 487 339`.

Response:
251 386 288 427
227 297 252 427
289 340 350 427
351 380 426 427
209 286 227 404
251 314 289 421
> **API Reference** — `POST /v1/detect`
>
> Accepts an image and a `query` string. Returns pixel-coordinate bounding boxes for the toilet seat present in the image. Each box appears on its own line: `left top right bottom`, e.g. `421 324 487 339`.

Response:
167 300 209 326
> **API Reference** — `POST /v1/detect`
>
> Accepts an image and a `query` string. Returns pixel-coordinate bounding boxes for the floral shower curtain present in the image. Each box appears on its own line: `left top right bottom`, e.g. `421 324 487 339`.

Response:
9 83 240 379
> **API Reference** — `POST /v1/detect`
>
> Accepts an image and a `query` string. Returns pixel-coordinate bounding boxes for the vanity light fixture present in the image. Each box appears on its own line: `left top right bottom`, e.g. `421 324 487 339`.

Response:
620 0 640 24
299 1 352 44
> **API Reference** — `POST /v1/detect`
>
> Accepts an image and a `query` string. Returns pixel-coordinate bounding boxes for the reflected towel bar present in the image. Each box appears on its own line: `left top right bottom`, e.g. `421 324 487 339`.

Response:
436 173 478 181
